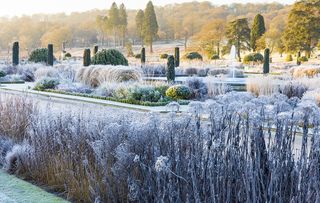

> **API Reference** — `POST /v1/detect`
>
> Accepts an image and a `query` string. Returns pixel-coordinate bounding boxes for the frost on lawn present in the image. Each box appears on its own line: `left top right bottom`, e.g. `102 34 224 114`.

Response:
0 92 320 202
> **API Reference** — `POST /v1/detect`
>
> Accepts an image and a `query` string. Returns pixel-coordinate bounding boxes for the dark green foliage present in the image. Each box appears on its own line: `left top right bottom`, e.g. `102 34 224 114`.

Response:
166 85 191 100
283 1 320 54
263 48 270 74
174 47 180 67
83 49 91 66
43 89 189 107
93 46 99 55
92 49 128 66
128 86 162 102
211 54 220 60
29 48 53 63
65 53 72 58
250 14 266 52
47 44 54 66
136 9 145 45
0 70 6 78
166 55 175 82
34 78 60 91
12 42 19 66
154 85 170 96
226 18 251 61
160 53 168 59
243 53 264 64
185 52 203 60
141 47 146 64
143 1 158 52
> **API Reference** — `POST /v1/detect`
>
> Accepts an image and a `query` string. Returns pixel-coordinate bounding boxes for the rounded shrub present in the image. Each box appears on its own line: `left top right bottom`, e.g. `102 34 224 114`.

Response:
65 53 72 58
286 54 293 62
211 54 220 60
166 85 191 100
184 68 198 76
243 53 264 64
160 54 169 59
298 56 308 62
0 70 6 78
92 49 128 66
128 86 161 102
184 52 203 61
135 54 141 59
29 48 53 63
34 78 60 91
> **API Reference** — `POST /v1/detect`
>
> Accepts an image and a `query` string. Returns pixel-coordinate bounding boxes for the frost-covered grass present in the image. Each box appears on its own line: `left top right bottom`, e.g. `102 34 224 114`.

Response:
0 93 320 202
76 65 142 87
291 65 320 78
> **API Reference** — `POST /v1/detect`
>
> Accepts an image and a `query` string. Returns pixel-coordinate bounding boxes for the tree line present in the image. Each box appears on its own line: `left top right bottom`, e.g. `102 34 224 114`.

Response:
0 1 318 59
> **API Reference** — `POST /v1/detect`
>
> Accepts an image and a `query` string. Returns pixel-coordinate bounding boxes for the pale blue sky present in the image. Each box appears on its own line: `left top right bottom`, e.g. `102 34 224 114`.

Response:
0 0 295 17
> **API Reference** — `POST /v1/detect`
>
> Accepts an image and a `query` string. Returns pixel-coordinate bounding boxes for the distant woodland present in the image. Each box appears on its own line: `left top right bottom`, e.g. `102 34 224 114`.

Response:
0 2 291 53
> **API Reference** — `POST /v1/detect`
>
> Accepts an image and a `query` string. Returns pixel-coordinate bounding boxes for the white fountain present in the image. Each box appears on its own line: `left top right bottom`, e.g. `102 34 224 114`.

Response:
229 45 238 79
224 45 246 84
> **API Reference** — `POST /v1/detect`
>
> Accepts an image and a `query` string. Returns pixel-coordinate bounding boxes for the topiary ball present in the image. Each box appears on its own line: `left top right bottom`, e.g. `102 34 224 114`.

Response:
211 54 220 60
243 53 264 64
298 56 308 62
92 49 128 66
185 52 203 61
166 85 191 100
160 54 169 59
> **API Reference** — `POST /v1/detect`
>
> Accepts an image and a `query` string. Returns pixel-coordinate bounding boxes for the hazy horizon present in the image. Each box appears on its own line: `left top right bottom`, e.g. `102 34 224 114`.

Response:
0 0 295 17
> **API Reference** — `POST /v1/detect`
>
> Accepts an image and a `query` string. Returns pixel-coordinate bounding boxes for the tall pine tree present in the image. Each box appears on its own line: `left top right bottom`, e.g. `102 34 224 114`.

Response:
250 14 266 52
136 10 145 47
119 3 128 47
109 2 119 47
226 18 251 62
143 1 158 53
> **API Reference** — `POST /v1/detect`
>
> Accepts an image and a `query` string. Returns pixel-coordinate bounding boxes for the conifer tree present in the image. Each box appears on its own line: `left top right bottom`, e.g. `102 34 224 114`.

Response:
226 18 251 62
109 2 120 47
119 3 128 47
250 14 266 52
136 10 145 47
143 1 158 53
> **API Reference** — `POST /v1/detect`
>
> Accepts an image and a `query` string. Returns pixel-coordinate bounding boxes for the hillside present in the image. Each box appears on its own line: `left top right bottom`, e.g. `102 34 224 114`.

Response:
0 2 290 52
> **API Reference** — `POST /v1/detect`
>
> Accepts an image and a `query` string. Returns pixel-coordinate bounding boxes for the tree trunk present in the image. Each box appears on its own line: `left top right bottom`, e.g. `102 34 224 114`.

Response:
114 29 116 48
150 36 153 53
305 51 311 59
217 42 220 57
184 36 188 50
237 41 241 62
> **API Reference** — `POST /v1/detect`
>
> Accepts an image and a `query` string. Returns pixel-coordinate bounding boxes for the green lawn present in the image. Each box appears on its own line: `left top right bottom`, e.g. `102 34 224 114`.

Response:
0 170 68 203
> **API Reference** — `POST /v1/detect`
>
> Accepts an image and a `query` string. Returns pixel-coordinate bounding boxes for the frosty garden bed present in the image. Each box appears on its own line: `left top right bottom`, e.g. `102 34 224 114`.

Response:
0 92 320 202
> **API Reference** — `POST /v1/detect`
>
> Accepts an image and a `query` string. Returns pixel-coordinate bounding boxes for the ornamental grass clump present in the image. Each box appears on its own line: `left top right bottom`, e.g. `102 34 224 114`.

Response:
76 65 142 87
1 92 320 202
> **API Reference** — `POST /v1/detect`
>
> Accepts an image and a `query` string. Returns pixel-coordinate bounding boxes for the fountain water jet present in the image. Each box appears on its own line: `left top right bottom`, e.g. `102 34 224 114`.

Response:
229 45 237 79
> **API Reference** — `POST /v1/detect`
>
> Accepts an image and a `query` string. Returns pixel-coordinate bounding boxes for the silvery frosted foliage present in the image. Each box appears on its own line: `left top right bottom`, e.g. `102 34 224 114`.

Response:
166 102 180 112
2 92 320 202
